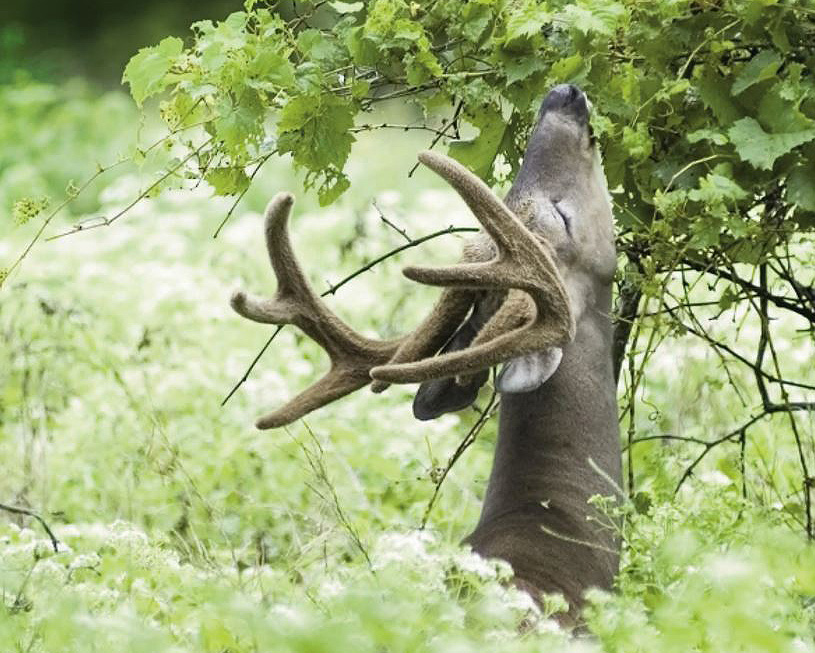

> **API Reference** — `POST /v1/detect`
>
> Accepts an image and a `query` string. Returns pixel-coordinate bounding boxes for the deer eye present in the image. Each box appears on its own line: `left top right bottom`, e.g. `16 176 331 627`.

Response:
554 202 572 237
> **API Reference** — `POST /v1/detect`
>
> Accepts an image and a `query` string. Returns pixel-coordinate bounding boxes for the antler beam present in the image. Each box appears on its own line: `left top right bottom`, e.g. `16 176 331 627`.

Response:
369 151 574 385
233 151 575 428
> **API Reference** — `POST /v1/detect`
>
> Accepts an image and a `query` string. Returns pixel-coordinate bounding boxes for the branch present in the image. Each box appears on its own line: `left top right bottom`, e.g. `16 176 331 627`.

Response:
673 412 768 495
420 388 499 529
612 277 642 385
0 503 59 552
46 138 213 242
212 152 275 238
681 257 815 325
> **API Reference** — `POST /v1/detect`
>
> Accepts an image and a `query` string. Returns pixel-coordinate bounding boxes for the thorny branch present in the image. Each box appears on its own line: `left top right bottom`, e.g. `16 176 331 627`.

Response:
671 412 768 495
617 237 815 536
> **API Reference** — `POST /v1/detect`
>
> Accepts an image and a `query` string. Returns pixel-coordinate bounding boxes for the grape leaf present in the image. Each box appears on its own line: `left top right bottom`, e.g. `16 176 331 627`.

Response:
731 50 781 95
728 118 815 170
205 167 250 196
277 94 355 172
122 37 184 107
503 2 550 43
787 165 815 211
449 107 506 181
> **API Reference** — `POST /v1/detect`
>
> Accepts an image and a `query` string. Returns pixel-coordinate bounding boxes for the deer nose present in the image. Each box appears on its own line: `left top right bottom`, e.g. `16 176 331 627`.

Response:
541 84 588 122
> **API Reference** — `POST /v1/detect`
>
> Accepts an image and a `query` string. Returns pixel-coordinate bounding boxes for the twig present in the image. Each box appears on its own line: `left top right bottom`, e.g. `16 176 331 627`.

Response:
350 123 454 138
408 101 464 178
221 326 283 407
212 152 275 238
673 412 767 495
420 389 499 529
0 503 59 552
46 139 213 241
612 272 642 384
373 200 412 243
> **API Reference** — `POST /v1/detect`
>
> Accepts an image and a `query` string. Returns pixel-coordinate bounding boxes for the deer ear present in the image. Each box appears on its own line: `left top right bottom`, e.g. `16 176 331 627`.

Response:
496 348 563 394
412 303 491 420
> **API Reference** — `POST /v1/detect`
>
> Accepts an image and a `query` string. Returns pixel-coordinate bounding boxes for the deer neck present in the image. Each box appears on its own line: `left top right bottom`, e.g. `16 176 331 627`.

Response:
466 282 621 605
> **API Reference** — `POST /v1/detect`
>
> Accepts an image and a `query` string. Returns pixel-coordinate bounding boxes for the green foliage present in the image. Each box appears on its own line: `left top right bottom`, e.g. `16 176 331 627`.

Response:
116 0 815 289
728 117 815 170
123 37 185 107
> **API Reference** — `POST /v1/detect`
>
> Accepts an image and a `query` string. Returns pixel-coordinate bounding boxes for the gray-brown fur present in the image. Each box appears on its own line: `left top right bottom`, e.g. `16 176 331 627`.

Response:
461 84 620 622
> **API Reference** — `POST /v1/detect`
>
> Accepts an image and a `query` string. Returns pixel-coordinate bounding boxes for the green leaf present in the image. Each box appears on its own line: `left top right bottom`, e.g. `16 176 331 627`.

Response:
296 30 342 66
248 49 296 88
330 1 363 13
278 93 355 172
122 36 184 107
695 66 741 125
560 1 625 36
731 50 782 95
448 107 506 181
317 172 351 206
687 129 728 145
460 3 494 42
212 90 265 155
688 173 748 204
205 167 250 196
687 214 723 249
718 287 739 311
503 2 550 43
728 118 815 170
405 49 443 85
622 124 653 161
787 165 815 211
549 54 585 83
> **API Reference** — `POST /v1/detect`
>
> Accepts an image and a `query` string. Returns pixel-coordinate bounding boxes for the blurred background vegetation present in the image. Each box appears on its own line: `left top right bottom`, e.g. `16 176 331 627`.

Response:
1 0 238 83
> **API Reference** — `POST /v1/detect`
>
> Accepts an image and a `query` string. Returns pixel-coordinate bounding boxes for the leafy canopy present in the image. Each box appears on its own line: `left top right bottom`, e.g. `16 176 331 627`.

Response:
120 0 815 281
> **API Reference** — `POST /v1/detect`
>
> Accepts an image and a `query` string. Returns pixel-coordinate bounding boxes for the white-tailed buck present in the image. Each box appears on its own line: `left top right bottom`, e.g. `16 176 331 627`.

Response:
231 84 621 621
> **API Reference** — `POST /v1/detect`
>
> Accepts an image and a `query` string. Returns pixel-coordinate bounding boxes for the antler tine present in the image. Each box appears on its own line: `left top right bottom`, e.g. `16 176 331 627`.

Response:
231 193 399 429
416 151 529 256
370 152 575 386
369 288 475 394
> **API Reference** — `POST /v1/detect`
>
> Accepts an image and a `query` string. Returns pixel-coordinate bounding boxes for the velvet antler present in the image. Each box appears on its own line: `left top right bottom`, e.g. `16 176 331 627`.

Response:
230 193 403 429
233 152 574 429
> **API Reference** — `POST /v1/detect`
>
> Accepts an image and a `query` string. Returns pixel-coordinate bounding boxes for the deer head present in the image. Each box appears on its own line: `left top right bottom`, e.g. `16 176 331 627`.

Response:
231 84 614 430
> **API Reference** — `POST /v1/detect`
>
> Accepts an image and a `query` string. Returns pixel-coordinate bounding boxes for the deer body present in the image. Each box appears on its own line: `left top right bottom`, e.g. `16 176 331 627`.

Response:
466 86 621 611
467 286 620 610
232 84 621 619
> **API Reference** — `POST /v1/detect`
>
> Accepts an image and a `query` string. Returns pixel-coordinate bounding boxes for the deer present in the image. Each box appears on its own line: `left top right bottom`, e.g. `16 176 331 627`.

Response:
230 84 621 624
